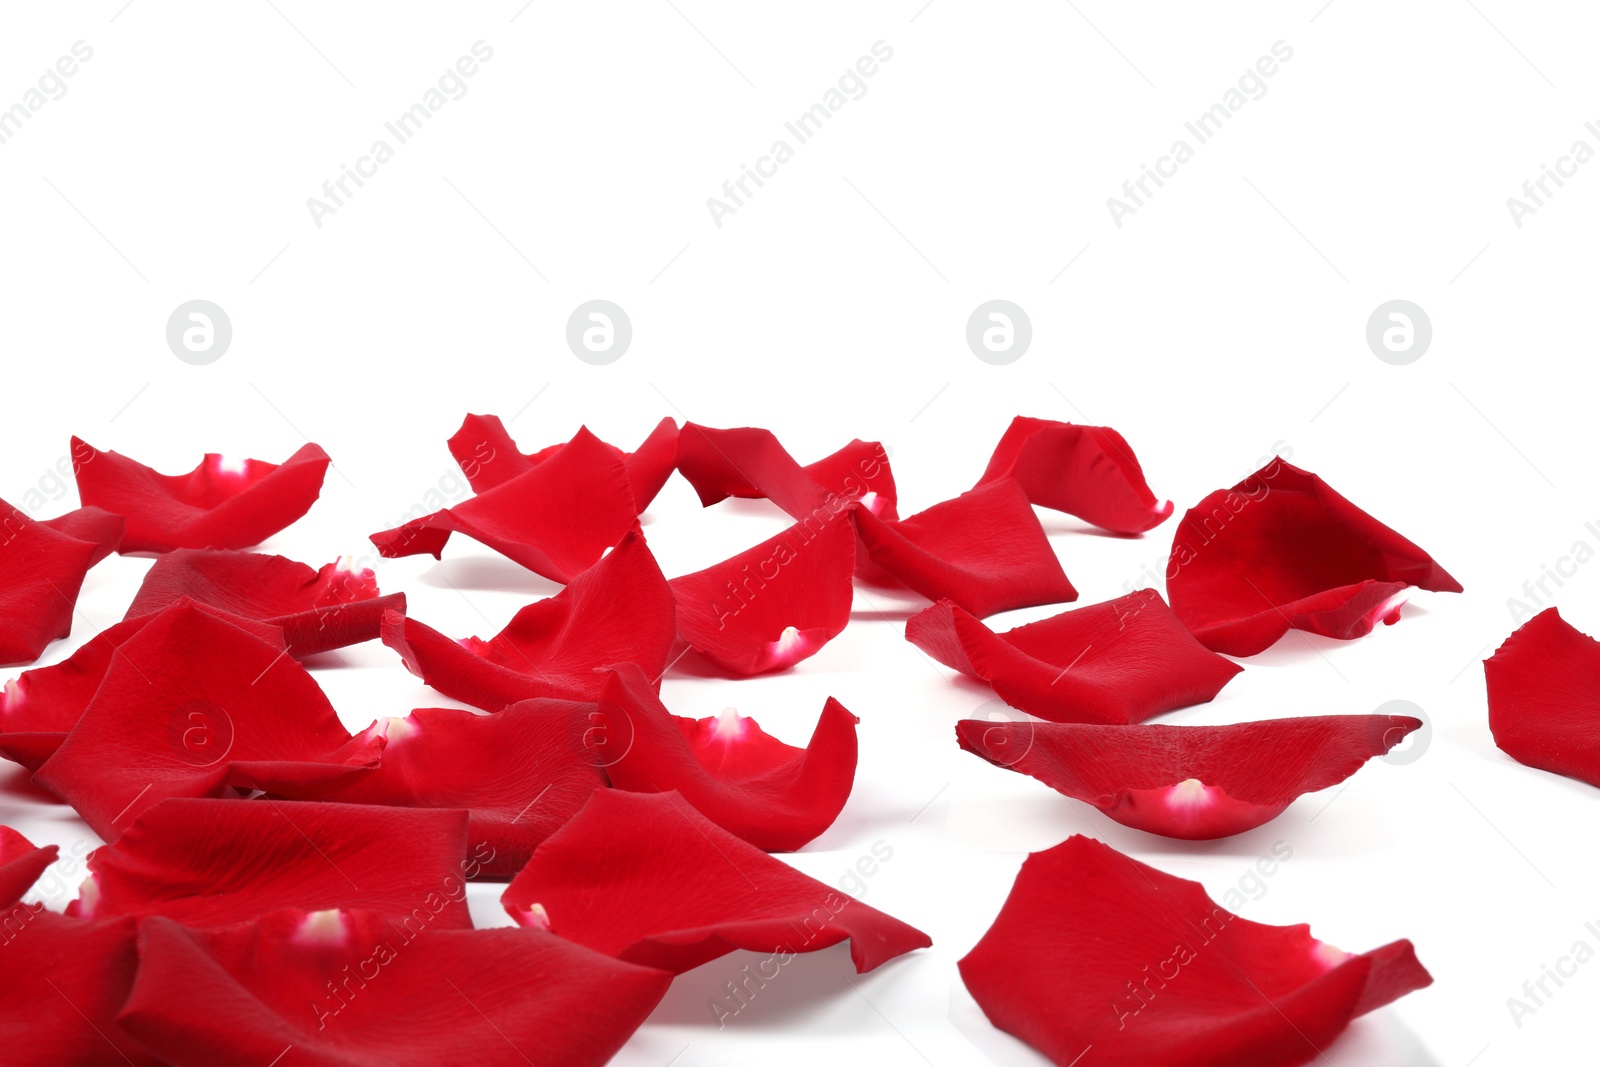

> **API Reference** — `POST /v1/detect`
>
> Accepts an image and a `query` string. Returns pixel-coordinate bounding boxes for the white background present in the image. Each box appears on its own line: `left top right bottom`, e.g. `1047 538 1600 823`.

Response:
2 2 1597 1064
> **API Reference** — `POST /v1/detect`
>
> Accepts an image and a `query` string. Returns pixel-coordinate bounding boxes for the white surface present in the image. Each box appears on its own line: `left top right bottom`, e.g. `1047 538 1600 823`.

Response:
2 2 1597 1063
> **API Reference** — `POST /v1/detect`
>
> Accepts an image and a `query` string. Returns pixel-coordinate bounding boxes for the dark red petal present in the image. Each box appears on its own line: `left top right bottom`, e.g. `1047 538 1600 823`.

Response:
957 715 1419 838
976 417 1173 534
502 789 929 974
1167 460 1461 656
0 912 158 1066
371 427 638 583
0 497 101 666
125 548 401 656
669 513 855 674
72 438 330 553
1485 607 1600 786
35 601 380 839
959 835 1432 1067
314 701 604 875
594 663 857 851
0 826 59 908
856 478 1077 618
448 414 679 513
70 798 474 928
40 506 125 564
118 909 669 1067
382 527 675 710
908 591 1240 723
675 422 897 520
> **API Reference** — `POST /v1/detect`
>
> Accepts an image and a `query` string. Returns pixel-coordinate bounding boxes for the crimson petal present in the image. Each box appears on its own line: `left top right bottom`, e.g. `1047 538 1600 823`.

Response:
449 413 679 512
957 715 1419 838
0 497 102 666
35 601 381 839
594 663 857 851
502 789 929 974
315 701 604 875
975 417 1173 534
854 478 1077 618
382 528 675 710
669 512 855 674
1485 607 1600 787
69 798 475 929
119 908 669 1067
0 826 59 908
1167 460 1461 656
676 422 897 520
907 591 1240 723
959 835 1432 1067
39 505 125 563
370 426 638 583
72 438 330 553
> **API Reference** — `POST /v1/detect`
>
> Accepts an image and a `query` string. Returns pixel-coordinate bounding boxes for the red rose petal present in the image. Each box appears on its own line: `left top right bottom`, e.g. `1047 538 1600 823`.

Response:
959 835 1432 1067
449 413 679 512
676 422 897 520
72 438 330 553
34 601 381 840
0 826 59 909
382 527 675 710
594 663 858 851
0 911 158 1066
1167 460 1461 656
1485 607 1600 787
69 798 475 929
907 590 1241 723
975 417 1174 534
856 478 1077 618
502 789 930 974
370 426 639 584
957 715 1420 838
669 512 855 674
39 505 125 564
315 701 604 875
126 548 402 657
0 497 102 666
118 908 669 1067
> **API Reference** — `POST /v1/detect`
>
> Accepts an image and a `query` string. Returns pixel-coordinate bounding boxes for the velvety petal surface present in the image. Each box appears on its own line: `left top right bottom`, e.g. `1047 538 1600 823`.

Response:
976 417 1173 534
675 422 897 520
448 413 679 512
0 497 102 666
1485 607 1600 787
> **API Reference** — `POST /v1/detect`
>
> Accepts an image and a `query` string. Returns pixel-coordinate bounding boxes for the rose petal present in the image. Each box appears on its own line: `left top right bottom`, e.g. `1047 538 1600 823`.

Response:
118 908 669 1067
907 590 1240 723
669 512 855 674
594 663 857 851
370 426 638 583
315 701 605 875
39 506 125 564
0 911 157 1066
502 789 930 974
69 799 474 929
1167 459 1461 656
957 715 1420 838
676 422 897 520
975 417 1173 534
1485 607 1600 787
72 438 330 553
0 497 102 666
959 835 1432 1067
854 478 1077 618
34 601 382 840
449 413 679 512
0 827 59 909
